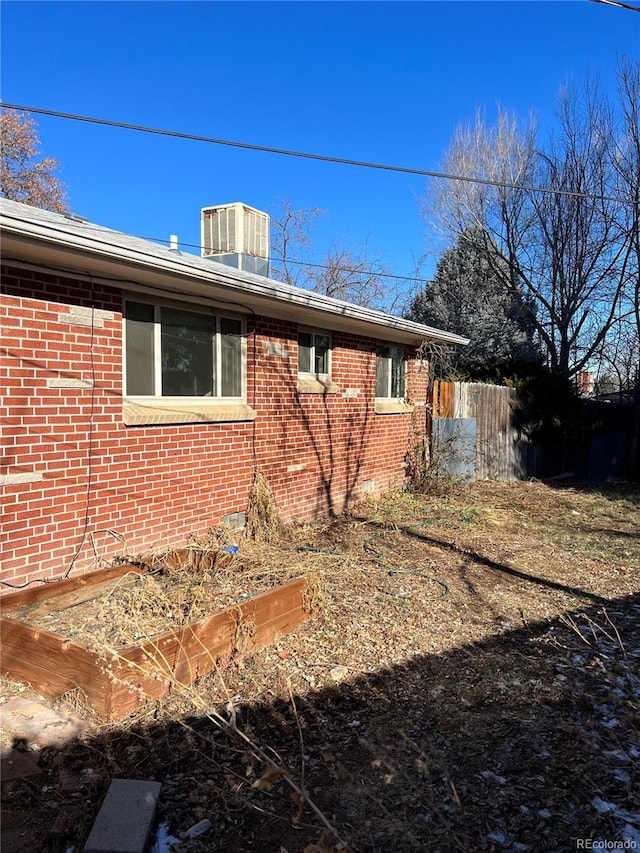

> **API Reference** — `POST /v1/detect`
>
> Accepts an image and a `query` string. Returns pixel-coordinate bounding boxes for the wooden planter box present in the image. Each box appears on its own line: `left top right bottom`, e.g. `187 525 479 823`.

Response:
0 563 311 721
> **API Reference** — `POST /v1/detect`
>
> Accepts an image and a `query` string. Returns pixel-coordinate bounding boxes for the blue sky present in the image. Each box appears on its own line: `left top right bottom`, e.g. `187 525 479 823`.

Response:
1 1 638 307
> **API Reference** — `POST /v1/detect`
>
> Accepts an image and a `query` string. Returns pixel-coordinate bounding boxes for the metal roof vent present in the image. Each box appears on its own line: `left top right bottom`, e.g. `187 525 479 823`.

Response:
201 203 270 276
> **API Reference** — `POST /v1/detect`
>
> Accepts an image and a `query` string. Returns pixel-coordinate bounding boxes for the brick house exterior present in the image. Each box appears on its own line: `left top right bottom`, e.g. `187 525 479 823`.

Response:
1 199 467 590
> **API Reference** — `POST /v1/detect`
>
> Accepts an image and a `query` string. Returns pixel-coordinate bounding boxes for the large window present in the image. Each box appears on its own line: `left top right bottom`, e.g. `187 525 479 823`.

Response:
124 300 243 398
376 346 406 399
298 329 331 377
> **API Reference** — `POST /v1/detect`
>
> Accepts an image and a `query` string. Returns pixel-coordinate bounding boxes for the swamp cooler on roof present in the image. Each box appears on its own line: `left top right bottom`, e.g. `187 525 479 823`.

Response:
201 203 270 277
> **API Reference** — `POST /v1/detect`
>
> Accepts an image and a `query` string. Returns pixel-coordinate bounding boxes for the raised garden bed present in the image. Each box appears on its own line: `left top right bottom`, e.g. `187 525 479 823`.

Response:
0 558 312 721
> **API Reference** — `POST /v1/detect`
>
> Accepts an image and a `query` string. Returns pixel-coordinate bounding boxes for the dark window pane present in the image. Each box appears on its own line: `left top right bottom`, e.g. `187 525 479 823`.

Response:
160 307 215 396
391 348 406 398
220 317 242 397
315 335 330 374
125 302 155 395
298 331 312 372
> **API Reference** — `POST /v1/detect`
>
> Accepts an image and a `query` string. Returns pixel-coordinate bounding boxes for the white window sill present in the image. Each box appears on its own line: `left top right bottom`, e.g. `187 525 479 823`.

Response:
123 399 257 425
297 375 340 394
375 399 415 415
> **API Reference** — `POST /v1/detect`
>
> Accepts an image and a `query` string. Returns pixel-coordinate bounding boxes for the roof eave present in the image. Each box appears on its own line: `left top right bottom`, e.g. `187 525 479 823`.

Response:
0 202 469 348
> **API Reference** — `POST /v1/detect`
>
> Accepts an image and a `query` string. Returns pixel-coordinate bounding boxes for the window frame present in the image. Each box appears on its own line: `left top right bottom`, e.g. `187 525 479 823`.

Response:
123 296 247 403
297 327 333 381
375 345 407 401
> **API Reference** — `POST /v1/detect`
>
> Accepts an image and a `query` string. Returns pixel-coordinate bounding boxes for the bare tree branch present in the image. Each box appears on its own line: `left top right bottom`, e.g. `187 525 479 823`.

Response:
425 69 638 382
269 200 399 311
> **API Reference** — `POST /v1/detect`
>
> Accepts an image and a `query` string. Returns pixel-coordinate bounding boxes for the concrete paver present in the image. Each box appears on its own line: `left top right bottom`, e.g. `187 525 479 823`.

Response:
84 778 163 853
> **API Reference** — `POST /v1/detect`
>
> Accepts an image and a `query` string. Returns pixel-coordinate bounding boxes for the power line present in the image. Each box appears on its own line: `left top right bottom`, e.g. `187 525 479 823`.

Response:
1 102 637 206
590 0 640 12
144 235 427 285
4 211 428 286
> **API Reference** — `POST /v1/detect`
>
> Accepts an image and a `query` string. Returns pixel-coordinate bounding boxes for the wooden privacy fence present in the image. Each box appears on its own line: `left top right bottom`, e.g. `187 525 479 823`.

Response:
431 381 535 481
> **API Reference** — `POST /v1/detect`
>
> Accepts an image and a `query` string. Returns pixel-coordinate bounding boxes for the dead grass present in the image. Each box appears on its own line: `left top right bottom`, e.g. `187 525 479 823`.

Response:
246 468 285 543
2 480 639 853
10 535 322 651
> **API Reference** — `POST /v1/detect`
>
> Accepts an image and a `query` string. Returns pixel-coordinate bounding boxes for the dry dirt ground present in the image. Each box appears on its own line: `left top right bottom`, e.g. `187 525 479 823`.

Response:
1 480 639 853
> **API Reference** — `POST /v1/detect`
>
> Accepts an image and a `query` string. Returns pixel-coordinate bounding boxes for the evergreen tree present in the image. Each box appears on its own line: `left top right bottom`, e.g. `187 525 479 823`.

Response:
407 230 539 379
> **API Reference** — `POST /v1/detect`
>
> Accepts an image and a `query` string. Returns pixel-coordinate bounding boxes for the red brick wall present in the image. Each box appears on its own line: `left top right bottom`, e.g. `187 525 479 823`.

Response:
1 265 428 590
251 318 429 519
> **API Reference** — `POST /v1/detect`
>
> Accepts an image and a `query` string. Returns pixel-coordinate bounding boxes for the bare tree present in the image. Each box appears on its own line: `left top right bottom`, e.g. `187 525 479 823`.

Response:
270 199 398 311
613 57 640 343
594 320 639 402
613 57 640 473
427 71 636 382
269 199 325 290
306 239 395 311
0 111 67 212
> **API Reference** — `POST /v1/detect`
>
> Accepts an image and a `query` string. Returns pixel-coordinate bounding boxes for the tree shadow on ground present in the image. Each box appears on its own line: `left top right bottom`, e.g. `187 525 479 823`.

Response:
393 523 611 605
4 590 638 853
